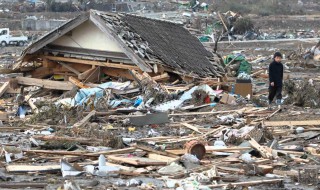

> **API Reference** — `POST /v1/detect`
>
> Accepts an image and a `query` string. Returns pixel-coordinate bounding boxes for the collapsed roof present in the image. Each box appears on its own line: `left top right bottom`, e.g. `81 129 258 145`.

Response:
18 10 224 78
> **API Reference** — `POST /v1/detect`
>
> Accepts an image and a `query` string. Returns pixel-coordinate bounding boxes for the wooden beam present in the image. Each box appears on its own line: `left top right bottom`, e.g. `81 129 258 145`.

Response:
148 153 179 163
102 67 135 80
152 73 170 81
13 77 74 91
84 66 100 83
165 149 186 155
169 110 241 116
78 67 96 80
134 144 179 158
264 120 320 126
0 82 10 98
207 179 283 188
69 76 90 89
72 110 96 128
249 138 273 159
25 147 136 157
205 146 252 152
57 61 81 75
107 155 167 166
218 12 228 32
45 56 141 70
181 123 202 134
6 165 60 173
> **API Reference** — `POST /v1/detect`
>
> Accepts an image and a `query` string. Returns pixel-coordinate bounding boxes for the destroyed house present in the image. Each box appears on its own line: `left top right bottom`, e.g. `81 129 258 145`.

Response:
15 10 224 83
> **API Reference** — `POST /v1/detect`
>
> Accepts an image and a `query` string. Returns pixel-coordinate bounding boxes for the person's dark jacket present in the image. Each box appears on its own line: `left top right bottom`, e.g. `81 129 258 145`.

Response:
269 60 283 87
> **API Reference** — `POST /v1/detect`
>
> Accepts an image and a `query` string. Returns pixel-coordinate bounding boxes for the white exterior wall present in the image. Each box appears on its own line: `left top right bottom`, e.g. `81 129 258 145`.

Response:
51 20 123 52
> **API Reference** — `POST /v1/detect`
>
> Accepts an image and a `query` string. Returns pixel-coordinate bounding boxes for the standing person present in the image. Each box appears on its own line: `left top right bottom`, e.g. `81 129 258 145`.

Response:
268 52 284 110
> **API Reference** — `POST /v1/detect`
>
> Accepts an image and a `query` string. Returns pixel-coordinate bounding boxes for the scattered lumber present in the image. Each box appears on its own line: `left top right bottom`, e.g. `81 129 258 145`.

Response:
169 109 241 116
107 155 167 166
205 146 252 152
263 120 320 126
208 179 283 188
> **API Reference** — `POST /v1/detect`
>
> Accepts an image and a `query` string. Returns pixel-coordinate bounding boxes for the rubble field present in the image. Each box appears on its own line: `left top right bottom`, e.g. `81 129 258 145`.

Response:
1 10 320 190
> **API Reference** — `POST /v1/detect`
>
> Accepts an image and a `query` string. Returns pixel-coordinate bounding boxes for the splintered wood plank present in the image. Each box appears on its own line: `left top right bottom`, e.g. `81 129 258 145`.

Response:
181 123 202 134
217 166 245 174
14 77 74 91
169 109 241 116
6 165 60 173
264 120 320 126
249 138 273 159
78 67 96 80
69 76 90 89
165 149 186 155
84 66 100 83
25 147 136 157
0 82 10 98
151 73 169 81
45 55 141 70
72 110 96 128
257 164 274 174
208 179 283 188
134 144 179 158
205 146 252 152
148 153 179 163
57 61 81 75
107 155 167 166
102 67 134 80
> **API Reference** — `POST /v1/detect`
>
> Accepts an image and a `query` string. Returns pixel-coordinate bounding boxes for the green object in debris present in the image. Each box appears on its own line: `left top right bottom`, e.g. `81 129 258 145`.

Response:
224 54 252 76
205 25 213 35
198 36 211 42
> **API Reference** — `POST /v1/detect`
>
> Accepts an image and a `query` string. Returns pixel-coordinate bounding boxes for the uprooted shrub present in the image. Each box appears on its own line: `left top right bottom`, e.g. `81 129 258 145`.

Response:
284 79 320 108
233 17 254 35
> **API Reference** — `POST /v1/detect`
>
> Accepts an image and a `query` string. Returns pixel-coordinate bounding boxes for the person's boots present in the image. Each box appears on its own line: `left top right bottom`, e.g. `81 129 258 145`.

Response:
276 99 282 110
268 102 272 111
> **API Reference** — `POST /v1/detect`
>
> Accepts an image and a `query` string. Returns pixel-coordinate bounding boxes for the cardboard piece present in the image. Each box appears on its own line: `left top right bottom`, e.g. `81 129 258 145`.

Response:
235 83 253 98
220 94 236 105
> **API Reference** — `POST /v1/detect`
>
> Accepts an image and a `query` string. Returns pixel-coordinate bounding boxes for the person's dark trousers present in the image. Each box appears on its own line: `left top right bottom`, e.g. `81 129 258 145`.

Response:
268 86 282 104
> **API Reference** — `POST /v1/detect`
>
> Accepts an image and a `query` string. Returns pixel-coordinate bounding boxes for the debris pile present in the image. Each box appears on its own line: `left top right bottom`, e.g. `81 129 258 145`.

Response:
0 9 320 190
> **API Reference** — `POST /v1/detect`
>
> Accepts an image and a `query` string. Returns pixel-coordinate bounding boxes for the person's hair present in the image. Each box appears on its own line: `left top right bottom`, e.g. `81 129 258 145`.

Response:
274 52 282 58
